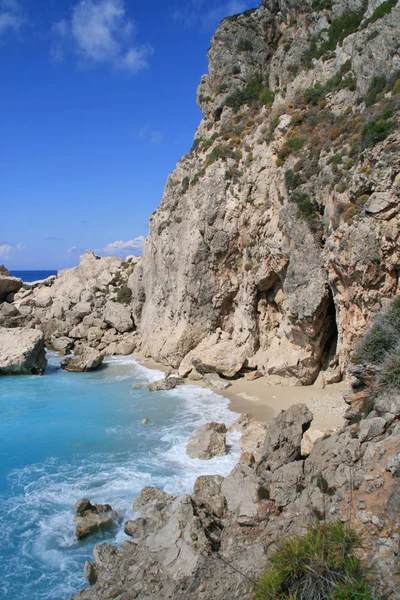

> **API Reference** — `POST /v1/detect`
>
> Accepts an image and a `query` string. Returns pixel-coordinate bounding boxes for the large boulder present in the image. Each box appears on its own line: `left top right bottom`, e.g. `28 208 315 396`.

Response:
104 301 134 334
73 498 118 540
0 327 47 375
257 404 313 472
60 348 104 372
0 274 22 302
148 375 184 392
186 422 227 459
178 332 247 378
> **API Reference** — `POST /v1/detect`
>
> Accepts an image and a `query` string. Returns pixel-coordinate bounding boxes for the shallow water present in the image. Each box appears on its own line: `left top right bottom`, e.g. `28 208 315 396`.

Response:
0 354 240 600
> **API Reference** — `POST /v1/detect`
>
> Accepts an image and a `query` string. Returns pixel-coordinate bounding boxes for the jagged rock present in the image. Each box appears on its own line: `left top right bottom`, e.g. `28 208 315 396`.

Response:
148 375 184 392
49 335 74 354
358 417 387 442
258 404 313 472
203 372 232 390
133 486 174 512
243 370 263 382
60 348 104 372
0 275 22 302
104 301 134 334
239 419 268 462
84 561 98 585
0 327 47 375
186 422 227 459
192 474 226 517
73 499 118 540
301 427 326 456
178 333 247 378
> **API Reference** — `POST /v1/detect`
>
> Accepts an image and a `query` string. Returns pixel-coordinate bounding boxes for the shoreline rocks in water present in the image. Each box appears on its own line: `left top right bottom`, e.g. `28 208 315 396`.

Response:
60 348 104 372
0 327 47 375
74 499 118 540
186 422 227 459
71 396 400 600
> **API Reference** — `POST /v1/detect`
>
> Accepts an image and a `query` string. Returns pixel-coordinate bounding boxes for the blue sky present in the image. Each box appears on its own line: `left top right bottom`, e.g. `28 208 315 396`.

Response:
0 0 259 269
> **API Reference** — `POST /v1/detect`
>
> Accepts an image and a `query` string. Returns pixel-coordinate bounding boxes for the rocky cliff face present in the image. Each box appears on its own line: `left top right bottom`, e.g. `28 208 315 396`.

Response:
131 0 400 385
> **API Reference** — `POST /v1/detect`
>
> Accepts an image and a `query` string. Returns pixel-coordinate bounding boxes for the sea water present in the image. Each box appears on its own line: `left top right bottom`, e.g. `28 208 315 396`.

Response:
10 271 58 282
0 354 240 600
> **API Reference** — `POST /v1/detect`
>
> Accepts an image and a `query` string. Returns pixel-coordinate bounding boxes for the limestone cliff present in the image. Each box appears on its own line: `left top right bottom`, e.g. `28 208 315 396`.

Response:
131 0 400 385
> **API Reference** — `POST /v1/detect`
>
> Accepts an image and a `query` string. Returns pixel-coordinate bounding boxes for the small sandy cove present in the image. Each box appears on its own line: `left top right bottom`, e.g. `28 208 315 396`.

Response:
136 352 347 432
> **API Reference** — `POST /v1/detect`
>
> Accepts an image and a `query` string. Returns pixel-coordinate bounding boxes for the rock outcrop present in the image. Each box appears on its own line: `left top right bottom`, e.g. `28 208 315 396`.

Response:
186 422 227 459
3 251 140 358
0 327 47 375
60 348 104 372
0 273 22 302
74 499 118 540
71 393 400 600
130 0 400 386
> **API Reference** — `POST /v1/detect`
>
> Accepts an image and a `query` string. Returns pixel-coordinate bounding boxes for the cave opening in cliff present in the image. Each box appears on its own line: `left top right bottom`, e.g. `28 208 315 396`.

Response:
320 288 339 376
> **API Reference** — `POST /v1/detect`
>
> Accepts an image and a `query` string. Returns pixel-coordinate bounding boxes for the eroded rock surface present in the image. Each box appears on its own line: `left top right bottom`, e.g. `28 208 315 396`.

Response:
71 394 400 600
0 327 47 375
60 348 104 372
74 499 118 540
186 422 227 459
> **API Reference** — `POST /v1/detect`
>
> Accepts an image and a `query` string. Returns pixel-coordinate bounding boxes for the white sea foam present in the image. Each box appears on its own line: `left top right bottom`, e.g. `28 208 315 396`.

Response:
1 353 241 600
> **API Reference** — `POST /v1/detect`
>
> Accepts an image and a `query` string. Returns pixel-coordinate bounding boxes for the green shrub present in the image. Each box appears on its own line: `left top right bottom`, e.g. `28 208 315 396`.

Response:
290 191 318 223
224 76 274 112
354 297 400 365
378 352 400 390
366 0 397 24
237 39 254 52
361 116 394 148
205 145 239 167
365 75 387 106
253 521 376 600
260 87 275 106
285 169 301 191
116 286 132 305
303 9 364 64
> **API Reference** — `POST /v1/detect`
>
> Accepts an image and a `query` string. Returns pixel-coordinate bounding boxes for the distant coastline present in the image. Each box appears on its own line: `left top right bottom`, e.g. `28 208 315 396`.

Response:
10 270 57 283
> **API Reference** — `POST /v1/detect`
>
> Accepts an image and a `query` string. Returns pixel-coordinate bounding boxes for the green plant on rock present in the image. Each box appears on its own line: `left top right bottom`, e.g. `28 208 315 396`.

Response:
361 114 394 149
224 75 275 112
366 0 397 25
354 297 400 366
205 145 239 167
116 286 132 305
237 38 254 52
253 521 377 600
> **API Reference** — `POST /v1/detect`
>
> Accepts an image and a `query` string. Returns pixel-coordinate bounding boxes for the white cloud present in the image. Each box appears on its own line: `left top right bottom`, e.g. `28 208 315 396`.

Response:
0 0 24 36
0 241 24 259
52 0 153 72
173 0 256 30
65 245 84 256
101 236 145 256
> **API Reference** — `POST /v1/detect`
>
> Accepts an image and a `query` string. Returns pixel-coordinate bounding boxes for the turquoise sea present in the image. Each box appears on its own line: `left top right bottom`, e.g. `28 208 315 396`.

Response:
0 353 240 600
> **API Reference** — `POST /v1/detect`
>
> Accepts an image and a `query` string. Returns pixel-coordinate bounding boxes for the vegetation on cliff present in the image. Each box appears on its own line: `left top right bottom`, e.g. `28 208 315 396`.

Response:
254 521 378 600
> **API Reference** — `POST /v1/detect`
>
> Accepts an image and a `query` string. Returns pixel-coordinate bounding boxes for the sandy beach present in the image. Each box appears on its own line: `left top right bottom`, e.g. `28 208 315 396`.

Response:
135 352 347 433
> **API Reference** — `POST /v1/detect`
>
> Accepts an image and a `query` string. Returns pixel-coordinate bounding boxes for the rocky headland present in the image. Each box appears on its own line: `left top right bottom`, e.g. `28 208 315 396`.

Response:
0 0 399 597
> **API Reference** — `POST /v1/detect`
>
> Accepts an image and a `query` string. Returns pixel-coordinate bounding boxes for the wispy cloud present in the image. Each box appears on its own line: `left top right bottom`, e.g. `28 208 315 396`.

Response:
0 0 24 36
101 236 145 256
139 125 164 145
52 0 153 72
0 241 24 259
172 0 257 30
65 245 85 257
